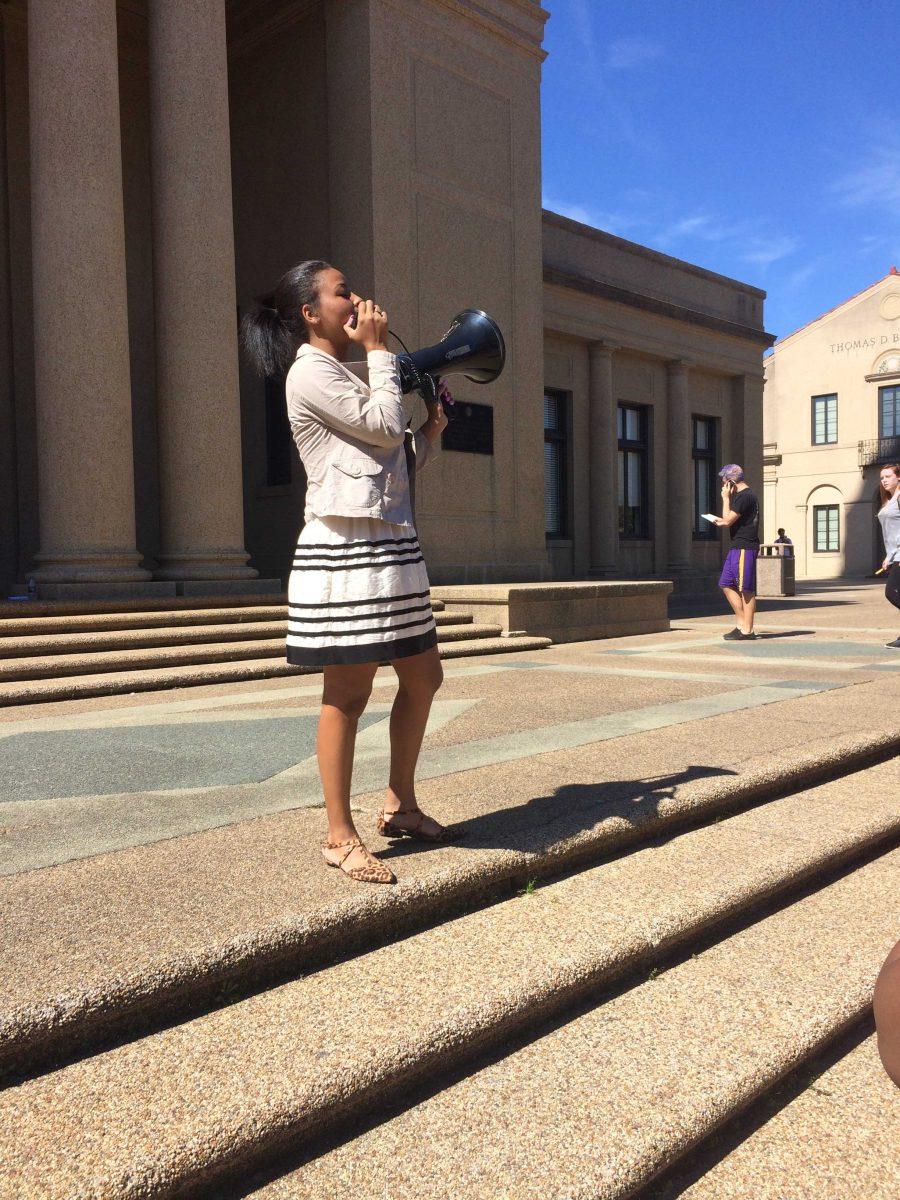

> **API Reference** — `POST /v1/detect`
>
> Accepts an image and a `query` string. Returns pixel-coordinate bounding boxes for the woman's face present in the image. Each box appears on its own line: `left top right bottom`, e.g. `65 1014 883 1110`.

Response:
303 267 361 347
880 467 900 495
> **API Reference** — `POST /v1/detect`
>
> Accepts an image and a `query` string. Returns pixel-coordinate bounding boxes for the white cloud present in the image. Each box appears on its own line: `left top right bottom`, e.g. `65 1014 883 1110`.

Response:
542 195 646 239
740 235 800 269
832 144 900 211
605 37 665 70
569 0 601 75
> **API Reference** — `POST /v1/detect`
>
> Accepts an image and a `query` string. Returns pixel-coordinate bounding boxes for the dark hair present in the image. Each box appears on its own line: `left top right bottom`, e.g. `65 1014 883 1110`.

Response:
240 259 331 377
878 463 900 507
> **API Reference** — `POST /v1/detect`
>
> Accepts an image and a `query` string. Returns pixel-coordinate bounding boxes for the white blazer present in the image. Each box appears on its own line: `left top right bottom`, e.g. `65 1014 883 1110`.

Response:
286 344 438 527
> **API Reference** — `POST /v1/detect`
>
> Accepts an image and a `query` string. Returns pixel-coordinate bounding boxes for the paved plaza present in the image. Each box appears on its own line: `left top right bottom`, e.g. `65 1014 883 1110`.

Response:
1 580 899 1200
1 580 897 882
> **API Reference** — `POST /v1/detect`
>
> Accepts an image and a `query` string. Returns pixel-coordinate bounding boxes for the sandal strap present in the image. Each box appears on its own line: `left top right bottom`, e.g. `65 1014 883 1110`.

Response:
322 837 364 868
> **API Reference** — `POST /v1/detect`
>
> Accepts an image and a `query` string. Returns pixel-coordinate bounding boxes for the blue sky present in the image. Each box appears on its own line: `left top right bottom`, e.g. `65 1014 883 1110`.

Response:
541 1 900 341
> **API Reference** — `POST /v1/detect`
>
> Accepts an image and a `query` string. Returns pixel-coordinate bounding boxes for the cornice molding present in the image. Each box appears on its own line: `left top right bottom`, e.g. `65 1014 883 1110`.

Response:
416 0 549 61
543 265 777 349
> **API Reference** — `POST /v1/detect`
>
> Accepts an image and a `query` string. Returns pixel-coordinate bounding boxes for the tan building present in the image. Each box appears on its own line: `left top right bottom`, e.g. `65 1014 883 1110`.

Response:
763 270 900 579
0 0 771 601
541 213 771 592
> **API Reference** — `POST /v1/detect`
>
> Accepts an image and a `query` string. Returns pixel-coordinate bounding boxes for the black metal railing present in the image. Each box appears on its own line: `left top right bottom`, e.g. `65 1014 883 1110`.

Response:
858 436 900 467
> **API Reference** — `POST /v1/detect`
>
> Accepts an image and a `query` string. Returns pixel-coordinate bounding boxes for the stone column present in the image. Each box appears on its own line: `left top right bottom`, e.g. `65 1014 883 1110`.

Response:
148 0 256 580
588 343 618 574
666 360 692 571
28 0 149 583
733 372 765 515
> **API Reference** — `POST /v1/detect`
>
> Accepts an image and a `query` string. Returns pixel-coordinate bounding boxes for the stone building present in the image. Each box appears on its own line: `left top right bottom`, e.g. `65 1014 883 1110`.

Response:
0 0 771 601
763 270 900 579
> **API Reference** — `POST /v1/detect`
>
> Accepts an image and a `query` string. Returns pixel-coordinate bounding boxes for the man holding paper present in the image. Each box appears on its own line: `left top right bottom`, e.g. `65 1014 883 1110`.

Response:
704 464 760 641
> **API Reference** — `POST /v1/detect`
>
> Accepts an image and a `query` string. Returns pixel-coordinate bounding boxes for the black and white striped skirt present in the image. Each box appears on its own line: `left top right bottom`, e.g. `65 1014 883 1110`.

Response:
286 516 438 666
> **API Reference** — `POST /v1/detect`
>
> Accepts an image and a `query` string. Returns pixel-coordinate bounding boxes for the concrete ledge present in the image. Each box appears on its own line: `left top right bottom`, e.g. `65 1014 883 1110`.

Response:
432 580 672 642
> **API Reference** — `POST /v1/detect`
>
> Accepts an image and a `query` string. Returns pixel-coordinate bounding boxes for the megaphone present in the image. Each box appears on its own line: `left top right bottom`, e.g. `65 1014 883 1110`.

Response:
395 309 506 403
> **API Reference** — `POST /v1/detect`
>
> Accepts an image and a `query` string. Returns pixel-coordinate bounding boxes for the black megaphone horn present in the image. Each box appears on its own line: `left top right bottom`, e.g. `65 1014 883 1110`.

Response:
394 309 506 403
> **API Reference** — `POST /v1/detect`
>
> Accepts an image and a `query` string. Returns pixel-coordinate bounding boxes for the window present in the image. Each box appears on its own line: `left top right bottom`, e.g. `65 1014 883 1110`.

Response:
264 373 292 486
813 504 839 552
617 404 649 538
544 389 568 538
692 416 717 538
811 394 837 445
880 385 900 438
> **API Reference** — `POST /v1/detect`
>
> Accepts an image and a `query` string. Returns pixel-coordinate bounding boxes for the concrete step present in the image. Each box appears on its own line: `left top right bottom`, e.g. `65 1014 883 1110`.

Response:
661 1031 900 1200
0 634 551 706
2 736 897 1080
0 604 290 637
0 765 897 1198
0 598 448 636
0 611 471 657
244 852 898 1200
0 623 499 681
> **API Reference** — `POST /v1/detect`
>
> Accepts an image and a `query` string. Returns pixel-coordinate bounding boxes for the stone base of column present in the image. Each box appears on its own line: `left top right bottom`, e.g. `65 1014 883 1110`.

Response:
153 551 258 581
30 551 152 584
667 567 721 596
33 580 177 601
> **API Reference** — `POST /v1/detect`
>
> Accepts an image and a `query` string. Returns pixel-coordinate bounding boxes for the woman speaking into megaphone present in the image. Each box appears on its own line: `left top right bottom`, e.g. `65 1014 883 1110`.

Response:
241 261 456 886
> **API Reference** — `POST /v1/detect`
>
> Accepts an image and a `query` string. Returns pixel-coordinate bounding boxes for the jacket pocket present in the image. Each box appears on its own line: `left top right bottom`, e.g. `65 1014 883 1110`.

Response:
332 453 385 480
329 452 385 512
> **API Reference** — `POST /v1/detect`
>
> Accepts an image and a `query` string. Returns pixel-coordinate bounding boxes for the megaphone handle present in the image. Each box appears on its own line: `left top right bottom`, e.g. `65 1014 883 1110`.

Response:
416 374 438 405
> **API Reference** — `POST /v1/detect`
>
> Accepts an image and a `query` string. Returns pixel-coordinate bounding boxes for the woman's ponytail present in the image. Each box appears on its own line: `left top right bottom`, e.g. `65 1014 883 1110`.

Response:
240 259 331 377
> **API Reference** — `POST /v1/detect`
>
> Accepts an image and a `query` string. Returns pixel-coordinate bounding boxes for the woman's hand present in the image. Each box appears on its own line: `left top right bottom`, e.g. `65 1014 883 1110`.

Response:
345 298 388 353
420 381 450 443
720 482 733 501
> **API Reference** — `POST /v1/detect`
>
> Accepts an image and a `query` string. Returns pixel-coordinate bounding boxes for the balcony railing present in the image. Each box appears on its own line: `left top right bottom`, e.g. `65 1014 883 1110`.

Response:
858 436 900 468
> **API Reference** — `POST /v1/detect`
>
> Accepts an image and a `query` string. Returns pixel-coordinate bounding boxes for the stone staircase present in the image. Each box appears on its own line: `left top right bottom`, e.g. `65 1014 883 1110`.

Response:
1 740 897 1199
0 596 551 706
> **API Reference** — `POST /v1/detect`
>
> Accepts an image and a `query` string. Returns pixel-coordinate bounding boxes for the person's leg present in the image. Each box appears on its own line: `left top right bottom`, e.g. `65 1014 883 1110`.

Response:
721 586 745 624
383 645 445 835
318 661 379 866
740 590 757 633
886 562 900 612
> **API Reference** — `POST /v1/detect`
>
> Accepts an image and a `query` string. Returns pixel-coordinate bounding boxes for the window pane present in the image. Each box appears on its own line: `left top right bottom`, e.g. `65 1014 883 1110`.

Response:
626 450 642 507
881 387 899 438
617 406 624 439
625 408 639 441
617 448 625 533
814 504 840 552
544 393 559 432
694 419 708 451
544 441 561 535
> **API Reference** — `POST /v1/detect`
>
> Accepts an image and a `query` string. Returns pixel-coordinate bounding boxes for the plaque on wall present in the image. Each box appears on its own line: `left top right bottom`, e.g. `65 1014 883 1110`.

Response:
441 401 494 455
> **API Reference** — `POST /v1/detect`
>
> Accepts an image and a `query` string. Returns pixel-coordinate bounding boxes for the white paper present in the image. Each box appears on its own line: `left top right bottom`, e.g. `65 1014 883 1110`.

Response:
700 513 719 524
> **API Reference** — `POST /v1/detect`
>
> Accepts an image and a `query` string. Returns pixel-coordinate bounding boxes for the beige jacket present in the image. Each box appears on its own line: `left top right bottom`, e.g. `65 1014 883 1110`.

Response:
286 344 438 526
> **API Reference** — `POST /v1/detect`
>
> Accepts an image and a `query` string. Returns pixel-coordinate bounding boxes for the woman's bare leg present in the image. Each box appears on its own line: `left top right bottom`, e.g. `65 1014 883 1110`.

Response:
384 646 444 833
318 661 378 865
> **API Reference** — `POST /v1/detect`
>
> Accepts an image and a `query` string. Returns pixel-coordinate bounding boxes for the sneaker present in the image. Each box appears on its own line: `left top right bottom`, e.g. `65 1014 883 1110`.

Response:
885 637 900 649
738 631 757 640
723 628 743 640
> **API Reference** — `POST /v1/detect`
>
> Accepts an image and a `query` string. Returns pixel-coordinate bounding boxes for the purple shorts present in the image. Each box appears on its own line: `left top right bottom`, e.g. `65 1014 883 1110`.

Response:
719 547 757 593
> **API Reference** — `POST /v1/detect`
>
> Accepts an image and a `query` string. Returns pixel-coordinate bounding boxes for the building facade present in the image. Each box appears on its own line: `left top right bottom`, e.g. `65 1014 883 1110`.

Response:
0 0 771 600
763 270 900 579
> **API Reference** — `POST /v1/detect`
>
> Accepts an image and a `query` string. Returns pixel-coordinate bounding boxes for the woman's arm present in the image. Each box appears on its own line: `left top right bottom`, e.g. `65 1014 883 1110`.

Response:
295 350 407 448
413 382 450 469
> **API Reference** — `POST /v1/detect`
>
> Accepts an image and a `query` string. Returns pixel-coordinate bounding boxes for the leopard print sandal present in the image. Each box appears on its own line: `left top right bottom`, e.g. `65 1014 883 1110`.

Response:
376 807 458 844
321 837 396 885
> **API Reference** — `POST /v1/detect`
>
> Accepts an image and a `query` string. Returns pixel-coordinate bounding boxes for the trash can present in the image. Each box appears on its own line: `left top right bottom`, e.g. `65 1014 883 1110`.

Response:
757 545 796 596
